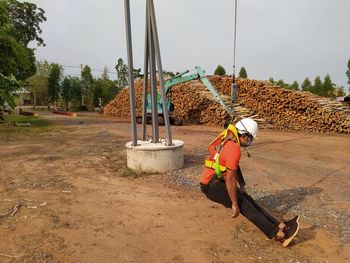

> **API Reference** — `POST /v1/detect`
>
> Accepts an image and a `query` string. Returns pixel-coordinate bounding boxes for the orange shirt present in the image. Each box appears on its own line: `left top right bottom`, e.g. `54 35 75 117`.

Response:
200 140 241 185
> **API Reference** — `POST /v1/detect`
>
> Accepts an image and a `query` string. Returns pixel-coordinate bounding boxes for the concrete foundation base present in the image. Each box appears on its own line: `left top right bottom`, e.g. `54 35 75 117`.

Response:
126 140 184 173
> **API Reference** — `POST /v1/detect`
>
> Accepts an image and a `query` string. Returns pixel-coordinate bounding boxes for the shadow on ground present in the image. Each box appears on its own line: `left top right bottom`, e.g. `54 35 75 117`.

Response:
256 187 322 214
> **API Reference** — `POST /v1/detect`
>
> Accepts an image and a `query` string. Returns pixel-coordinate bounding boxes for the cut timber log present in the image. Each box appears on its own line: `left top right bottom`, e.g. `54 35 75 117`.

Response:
103 77 350 134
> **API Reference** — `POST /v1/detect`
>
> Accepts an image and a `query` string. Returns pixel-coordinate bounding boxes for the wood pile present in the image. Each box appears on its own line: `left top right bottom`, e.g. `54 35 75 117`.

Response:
103 81 144 118
209 76 350 133
104 76 350 133
103 80 232 126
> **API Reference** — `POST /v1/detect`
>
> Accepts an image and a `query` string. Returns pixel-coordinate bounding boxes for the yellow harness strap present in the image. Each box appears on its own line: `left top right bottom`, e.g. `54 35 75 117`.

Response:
204 124 240 179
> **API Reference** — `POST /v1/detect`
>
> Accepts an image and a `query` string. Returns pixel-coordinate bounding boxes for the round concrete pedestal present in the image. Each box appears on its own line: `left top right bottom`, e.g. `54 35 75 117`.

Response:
126 140 184 173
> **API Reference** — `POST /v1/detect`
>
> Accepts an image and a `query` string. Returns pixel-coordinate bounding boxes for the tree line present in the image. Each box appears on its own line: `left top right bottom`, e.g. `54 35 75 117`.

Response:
268 74 347 98
1 0 349 116
0 0 46 112
0 0 137 113
26 60 126 111
214 62 350 98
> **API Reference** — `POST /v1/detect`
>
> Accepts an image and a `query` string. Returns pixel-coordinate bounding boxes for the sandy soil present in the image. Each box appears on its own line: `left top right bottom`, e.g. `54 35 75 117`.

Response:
0 112 349 263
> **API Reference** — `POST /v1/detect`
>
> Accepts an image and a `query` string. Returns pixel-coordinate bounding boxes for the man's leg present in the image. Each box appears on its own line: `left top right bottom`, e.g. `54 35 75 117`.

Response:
241 192 279 226
236 191 279 239
201 177 279 239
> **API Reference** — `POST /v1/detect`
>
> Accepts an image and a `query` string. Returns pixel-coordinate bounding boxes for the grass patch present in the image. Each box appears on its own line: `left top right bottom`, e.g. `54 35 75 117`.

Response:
119 166 159 178
0 114 55 140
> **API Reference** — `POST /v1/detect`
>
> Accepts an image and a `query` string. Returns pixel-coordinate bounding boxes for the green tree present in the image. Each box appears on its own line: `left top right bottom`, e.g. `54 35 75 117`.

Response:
47 64 62 107
289 81 299 91
334 86 346 97
238 67 247 78
0 34 36 81
133 68 143 79
69 77 83 109
102 80 119 104
26 74 48 108
0 0 46 109
6 0 46 46
93 68 120 107
25 60 52 108
321 74 335 98
346 59 350 92
268 77 276 84
36 60 52 77
115 58 128 89
301 78 312 92
0 73 21 109
214 65 226 76
61 77 72 108
93 79 103 107
81 65 94 110
163 71 175 78
312 76 323 95
276 79 288 89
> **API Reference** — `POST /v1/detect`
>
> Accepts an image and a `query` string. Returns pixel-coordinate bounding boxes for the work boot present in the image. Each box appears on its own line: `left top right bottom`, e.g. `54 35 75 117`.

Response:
284 215 300 227
282 221 299 247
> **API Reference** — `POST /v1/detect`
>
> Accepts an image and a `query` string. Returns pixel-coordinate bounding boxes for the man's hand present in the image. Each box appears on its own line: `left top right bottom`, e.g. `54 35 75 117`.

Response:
231 204 240 218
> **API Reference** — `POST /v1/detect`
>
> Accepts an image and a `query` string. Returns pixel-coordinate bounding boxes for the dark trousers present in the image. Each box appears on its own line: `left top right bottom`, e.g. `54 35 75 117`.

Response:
200 177 279 239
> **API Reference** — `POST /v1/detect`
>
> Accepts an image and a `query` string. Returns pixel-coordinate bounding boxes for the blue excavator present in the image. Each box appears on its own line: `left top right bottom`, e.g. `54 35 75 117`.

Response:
136 66 235 125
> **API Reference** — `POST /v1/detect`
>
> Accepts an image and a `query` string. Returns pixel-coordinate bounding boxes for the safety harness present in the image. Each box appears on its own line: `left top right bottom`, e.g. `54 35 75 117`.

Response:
204 124 240 180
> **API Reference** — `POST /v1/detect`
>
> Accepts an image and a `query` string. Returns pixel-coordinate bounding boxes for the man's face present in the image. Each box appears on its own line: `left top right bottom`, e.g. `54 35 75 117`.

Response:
239 134 253 147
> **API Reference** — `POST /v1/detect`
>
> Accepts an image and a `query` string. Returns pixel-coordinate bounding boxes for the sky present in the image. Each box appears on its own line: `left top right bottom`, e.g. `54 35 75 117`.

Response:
27 0 350 88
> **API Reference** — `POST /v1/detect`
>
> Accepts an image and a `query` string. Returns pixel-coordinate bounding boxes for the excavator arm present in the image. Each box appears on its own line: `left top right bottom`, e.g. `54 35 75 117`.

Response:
145 66 236 124
194 66 236 117
164 70 200 94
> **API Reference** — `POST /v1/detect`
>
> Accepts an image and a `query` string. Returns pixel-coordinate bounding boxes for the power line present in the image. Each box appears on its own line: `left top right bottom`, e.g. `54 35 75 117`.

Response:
61 65 117 74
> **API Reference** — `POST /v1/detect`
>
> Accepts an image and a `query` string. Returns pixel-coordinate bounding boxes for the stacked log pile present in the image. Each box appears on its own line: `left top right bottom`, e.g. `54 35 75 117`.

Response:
209 76 350 133
104 77 350 133
104 80 233 126
103 81 144 118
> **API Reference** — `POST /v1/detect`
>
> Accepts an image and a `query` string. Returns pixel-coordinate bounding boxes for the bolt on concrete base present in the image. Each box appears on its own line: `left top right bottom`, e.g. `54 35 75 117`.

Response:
126 140 184 173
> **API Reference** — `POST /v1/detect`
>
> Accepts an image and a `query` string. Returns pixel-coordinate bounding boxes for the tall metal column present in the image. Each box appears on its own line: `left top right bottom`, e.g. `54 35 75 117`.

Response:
231 0 238 103
142 2 149 141
148 10 159 143
124 0 137 146
149 0 172 145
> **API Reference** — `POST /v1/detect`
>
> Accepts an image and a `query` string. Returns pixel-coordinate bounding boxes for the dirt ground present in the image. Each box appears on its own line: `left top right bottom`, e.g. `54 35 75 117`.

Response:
0 112 349 263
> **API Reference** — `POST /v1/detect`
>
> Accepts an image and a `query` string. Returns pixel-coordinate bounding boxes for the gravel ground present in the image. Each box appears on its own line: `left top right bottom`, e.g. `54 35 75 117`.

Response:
166 165 350 244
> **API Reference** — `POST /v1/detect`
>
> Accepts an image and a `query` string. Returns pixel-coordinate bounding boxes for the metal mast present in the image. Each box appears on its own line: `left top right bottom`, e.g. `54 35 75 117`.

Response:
231 0 238 103
124 0 137 146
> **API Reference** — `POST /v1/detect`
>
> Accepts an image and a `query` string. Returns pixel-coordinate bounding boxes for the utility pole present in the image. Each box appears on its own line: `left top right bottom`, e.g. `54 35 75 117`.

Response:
231 0 238 103
124 0 138 146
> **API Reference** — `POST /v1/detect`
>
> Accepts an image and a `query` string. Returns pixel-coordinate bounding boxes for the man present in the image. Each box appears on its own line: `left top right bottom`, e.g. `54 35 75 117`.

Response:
200 118 299 247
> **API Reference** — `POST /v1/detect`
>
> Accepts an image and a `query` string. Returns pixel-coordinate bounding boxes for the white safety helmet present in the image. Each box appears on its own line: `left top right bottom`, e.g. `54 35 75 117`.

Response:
235 118 258 139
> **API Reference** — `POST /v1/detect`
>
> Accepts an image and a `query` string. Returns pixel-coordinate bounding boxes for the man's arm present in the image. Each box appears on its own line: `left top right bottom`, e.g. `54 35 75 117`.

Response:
237 166 247 193
225 169 240 218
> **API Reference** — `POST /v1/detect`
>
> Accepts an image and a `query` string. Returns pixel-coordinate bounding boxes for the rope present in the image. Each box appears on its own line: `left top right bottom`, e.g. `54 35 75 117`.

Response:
232 0 238 85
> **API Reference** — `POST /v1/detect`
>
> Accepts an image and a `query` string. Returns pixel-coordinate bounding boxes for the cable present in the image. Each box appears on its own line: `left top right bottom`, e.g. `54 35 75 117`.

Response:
61 65 117 74
232 0 238 84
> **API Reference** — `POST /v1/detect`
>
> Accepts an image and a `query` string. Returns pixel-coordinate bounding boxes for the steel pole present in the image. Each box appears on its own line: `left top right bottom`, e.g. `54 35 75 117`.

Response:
124 0 137 146
142 1 149 141
149 0 172 145
147 1 159 142
231 0 238 103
